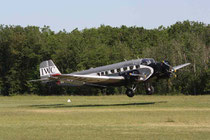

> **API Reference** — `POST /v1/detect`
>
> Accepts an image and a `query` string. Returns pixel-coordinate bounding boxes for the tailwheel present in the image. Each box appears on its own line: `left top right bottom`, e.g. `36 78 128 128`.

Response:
126 88 134 97
145 83 154 95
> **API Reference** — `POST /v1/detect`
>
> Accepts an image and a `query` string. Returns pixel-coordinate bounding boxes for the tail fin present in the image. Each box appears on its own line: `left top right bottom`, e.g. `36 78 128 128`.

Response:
40 60 61 79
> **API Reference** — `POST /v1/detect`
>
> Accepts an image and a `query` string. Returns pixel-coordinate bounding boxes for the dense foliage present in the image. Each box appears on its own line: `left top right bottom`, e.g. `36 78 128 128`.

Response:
0 21 209 96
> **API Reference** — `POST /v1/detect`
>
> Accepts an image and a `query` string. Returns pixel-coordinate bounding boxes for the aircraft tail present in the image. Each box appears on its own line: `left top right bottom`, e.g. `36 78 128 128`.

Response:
40 60 61 79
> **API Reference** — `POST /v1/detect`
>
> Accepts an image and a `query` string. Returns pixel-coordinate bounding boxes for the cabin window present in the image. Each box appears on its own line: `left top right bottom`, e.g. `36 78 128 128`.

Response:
105 71 108 75
101 72 105 75
130 66 133 70
123 67 127 71
111 69 115 73
136 65 140 69
117 68 121 72
97 73 100 76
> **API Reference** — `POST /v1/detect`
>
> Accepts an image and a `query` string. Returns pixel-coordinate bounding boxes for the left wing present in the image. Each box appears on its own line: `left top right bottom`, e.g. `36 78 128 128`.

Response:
51 74 124 84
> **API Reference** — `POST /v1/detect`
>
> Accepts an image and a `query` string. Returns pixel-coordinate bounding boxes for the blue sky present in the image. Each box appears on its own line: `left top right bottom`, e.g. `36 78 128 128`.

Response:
0 0 209 32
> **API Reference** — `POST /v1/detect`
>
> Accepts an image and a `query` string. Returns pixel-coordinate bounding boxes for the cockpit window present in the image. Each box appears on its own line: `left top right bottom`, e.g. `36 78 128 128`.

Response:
141 59 155 65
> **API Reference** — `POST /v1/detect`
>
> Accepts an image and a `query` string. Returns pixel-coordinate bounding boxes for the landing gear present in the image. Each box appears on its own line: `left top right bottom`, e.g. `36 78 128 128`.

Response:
126 84 136 97
145 83 154 95
126 89 134 97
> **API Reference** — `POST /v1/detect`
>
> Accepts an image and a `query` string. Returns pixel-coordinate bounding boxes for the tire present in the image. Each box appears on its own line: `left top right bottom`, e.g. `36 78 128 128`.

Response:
126 89 134 97
146 86 154 95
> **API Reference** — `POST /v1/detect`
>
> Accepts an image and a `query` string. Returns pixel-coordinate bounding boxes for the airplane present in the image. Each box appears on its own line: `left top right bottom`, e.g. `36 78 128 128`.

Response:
31 59 190 97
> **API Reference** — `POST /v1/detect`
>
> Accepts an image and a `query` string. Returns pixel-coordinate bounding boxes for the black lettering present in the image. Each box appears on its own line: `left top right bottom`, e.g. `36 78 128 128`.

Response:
44 68 51 74
41 67 56 76
41 69 44 76
49 67 53 73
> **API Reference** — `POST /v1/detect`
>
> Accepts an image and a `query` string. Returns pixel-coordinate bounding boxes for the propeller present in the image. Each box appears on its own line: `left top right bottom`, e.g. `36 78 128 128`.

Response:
161 60 176 78
161 61 190 78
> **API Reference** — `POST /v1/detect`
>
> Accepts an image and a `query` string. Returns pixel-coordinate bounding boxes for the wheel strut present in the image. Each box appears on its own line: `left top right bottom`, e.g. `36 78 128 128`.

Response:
145 83 154 95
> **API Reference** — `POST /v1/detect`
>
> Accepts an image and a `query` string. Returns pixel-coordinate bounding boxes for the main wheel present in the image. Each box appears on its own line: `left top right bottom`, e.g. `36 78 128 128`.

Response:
146 85 154 95
126 89 134 97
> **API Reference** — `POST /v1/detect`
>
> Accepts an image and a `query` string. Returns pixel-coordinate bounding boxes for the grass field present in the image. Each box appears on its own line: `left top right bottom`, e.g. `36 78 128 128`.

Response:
0 95 210 140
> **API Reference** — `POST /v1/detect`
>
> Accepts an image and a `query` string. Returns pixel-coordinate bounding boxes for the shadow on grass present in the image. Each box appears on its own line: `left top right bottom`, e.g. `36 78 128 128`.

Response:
28 101 167 109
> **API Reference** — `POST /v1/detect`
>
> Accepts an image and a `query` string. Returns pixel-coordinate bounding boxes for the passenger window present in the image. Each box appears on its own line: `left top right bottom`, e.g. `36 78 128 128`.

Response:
101 72 104 75
117 68 121 72
123 67 127 71
111 69 115 73
130 66 133 70
136 65 140 69
97 73 100 76
105 71 108 75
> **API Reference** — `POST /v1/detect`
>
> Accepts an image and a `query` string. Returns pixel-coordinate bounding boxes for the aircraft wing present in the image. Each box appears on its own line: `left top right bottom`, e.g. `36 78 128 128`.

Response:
51 74 125 84
173 63 191 71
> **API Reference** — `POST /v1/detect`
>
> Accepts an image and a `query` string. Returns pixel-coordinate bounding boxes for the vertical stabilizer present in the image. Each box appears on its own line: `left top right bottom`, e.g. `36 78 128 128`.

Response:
39 60 61 79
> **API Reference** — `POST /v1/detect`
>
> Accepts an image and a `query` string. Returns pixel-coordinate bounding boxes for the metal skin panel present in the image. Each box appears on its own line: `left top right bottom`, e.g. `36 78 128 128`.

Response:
57 74 125 85
71 58 155 75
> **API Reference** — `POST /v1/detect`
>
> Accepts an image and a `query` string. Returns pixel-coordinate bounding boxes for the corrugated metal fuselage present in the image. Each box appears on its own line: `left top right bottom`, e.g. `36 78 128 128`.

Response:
68 58 155 86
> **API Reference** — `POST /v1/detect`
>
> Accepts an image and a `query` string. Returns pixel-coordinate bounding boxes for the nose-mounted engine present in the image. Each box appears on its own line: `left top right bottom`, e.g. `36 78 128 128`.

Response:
155 60 176 79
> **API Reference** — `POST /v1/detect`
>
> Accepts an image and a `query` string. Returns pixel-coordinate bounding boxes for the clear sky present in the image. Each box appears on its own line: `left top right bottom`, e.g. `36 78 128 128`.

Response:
0 0 209 32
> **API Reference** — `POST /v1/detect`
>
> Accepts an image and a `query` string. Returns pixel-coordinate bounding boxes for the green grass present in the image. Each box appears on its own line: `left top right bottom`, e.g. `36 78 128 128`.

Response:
0 95 210 140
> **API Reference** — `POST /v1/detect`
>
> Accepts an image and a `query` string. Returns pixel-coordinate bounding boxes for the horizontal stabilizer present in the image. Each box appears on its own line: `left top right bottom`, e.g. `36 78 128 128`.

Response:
29 78 49 82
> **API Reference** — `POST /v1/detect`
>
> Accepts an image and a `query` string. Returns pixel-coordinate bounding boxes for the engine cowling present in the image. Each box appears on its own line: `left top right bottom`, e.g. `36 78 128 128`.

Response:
155 61 176 79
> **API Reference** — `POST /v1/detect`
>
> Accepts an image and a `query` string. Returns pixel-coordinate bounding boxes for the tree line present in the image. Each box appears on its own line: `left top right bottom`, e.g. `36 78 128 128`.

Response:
0 21 209 96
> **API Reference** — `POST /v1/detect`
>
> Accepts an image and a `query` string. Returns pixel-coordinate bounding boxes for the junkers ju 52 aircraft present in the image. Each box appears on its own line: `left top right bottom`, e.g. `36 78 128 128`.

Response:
32 59 190 97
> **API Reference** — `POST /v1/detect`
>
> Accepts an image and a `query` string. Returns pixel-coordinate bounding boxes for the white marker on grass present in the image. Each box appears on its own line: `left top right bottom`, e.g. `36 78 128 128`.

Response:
67 99 71 103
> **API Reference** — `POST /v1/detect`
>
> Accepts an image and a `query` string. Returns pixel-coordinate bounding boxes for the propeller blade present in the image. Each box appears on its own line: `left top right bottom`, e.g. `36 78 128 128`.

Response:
172 63 191 71
162 61 171 67
162 60 174 72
